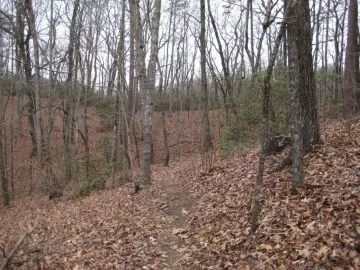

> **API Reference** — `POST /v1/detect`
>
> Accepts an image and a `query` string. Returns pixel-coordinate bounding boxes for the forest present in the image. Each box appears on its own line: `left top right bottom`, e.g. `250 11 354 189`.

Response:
0 0 359 268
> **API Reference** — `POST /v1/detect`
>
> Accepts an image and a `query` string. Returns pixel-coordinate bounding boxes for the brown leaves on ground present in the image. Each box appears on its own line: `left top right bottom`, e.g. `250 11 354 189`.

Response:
0 156 201 269
179 118 360 269
1 118 360 269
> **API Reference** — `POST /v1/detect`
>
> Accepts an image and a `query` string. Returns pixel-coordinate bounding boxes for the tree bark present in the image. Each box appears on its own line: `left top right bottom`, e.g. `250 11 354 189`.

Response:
0 72 9 206
141 0 162 186
111 1 126 188
13 2 37 157
343 0 360 118
200 0 212 153
287 0 320 191
64 0 81 182
25 0 42 162
157 58 170 166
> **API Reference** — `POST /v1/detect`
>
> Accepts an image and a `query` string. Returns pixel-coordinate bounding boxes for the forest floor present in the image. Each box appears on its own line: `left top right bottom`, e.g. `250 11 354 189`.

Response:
1 104 360 269
0 153 201 269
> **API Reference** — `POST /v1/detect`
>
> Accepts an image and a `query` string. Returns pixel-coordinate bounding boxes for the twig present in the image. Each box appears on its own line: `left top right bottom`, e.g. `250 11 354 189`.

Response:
0 223 37 270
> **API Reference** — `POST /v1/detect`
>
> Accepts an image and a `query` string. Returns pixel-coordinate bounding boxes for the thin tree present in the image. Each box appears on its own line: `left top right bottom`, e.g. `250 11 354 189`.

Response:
332 0 347 104
111 1 126 188
157 57 170 166
251 0 290 232
64 0 81 182
25 0 42 162
12 2 38 157
207 0 234 120
0 73 9 206
200 0 212 153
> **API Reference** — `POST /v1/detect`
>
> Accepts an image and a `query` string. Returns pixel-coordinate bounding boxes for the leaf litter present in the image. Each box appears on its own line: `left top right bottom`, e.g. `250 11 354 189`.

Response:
0 117 360 269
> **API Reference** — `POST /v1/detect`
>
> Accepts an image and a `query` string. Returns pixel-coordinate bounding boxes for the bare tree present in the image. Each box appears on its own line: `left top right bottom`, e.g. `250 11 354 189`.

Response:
331 0 347 103
207 0 234 119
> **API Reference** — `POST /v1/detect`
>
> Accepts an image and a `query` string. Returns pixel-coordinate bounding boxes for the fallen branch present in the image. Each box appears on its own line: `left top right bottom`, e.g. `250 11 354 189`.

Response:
0 223 37 270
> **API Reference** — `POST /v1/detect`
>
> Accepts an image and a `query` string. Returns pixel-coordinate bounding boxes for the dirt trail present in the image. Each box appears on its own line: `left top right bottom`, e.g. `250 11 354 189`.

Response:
151 156 199 269
0 154 201 269
158 188 194 269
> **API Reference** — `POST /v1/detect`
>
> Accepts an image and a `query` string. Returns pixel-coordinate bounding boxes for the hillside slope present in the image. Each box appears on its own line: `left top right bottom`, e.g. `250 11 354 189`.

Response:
0 118 360 269
181 118 360 269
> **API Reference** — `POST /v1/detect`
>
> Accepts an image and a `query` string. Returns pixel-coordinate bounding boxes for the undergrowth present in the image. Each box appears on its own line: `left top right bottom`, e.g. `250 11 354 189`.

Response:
75 159 112 197
96 99 114 132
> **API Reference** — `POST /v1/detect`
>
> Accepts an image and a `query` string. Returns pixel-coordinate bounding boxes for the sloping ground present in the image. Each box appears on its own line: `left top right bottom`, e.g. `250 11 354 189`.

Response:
0 155 200 269
1 117 360 269
178 118 360 269
1 96 222 198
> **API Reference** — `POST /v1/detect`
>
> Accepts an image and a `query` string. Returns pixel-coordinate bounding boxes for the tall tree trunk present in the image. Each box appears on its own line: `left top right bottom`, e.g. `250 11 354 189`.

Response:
111 1 126 188
84 2 96 181
282 0 288 67
288 0 304 192
313 0 322 73
64 0 81 182
343 0 360 118
128 0 136 129
157 58 170 166
45 0 55 188
200 0 212 152
141 0 162 186
14 2 37 157
287 0 320 192
168 1 177 117
25 0 42 162
333 1 346 104
0 73 9 206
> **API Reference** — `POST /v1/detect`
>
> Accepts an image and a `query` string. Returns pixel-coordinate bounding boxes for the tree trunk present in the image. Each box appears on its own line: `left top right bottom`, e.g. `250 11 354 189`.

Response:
207 0 236 118
251 4 290 232
141 0 162 186
111 1 126 188
25 0 42 162
64 0 81 182
128 0 136 129
14 2 37 157
0 73 9 206
313 0 322 73
200 0 212 153
343 0 360 118
287 0 320 192
157 58 170 166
